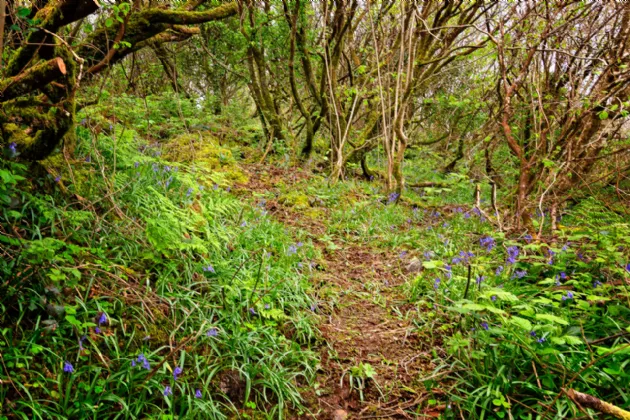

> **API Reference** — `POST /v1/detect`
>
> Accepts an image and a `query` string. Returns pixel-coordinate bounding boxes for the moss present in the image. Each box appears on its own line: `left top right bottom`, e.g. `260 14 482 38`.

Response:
163 131 248 184
278 191 310 209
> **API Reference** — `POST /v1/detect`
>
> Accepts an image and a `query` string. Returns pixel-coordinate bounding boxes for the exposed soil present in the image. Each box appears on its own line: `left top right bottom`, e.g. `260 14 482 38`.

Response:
239 164 444 419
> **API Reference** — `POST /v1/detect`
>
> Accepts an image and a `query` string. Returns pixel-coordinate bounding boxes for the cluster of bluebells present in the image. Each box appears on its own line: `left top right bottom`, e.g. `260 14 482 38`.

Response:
132 353 151 370
530 331 545 343
479 236 495 252
287 242 304 256
388 192 399 204
452 251 474 265
444 264 452 279
95 312 107 334
561 291 574 301
511 269 527 279
506 246 519 264
555 271 567 286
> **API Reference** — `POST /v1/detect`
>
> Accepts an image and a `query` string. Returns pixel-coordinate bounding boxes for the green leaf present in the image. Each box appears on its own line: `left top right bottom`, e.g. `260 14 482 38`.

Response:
598 110 608 120
535 313 569 325
509 316 533 331
563 335 582 345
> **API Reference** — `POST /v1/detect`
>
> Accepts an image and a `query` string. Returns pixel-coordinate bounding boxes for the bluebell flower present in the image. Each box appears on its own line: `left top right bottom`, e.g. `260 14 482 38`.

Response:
561 242 570 252
240 221 247 227
63 361 74 373
399 251 408 259
98 312 107 325
134 161 139 168
480 236 495 252
79 335 87 351
433 278 441 290
529 331 537 337
95 327 101 334
593 280 602 288
561 291 574 301
444 264 452 279
480 322 489 330
423 250 434 260
476 275 484 285
54 176 61 182
131 360 136 367
523 234 532 243
287 244 298 255
495 266 504 276
164 386 172 397
512 269 527 279
310 303 317 312
187 187 194 196
85 156 91 163
249 308 256 315
464 212 471 219
506 246 519 264
388 192 399 204
625 263 630 273
173 366 183 380
207 327 218 337
202 264 215 273
559 272 567 280
137 353 150 370
537 337 546 343
491 295 497 302
195 389 202 398
472 208 481 216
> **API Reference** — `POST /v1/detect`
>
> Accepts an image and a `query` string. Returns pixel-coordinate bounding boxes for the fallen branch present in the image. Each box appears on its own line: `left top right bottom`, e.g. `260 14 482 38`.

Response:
565 388 630 419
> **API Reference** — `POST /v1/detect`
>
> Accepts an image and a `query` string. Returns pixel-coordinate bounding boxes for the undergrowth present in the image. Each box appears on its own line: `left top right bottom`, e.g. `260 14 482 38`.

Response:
0 97 318 419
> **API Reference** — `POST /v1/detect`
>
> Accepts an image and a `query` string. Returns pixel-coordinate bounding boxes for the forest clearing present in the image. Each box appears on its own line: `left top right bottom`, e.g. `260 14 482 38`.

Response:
1 0 630 418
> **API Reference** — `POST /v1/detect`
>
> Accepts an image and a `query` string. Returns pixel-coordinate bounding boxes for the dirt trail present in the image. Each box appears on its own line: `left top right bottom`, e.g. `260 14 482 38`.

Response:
240 164 440 419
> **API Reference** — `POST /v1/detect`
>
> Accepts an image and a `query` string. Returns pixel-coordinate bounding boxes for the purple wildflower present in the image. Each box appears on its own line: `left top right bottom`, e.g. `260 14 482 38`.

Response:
202 264 215 273
480 322 489 330
495 266 504 276
287 244 298 255
433 278 441 290
530 331 537 337
164 386 172 397
8 142 17 153
195 389 202 398
593 280 602 288
625 263 630 273
561 291 574 301
506 246 519 264
63 361 74 373
491 295 497 302
537 337 546 343
480 236 495 252
173 367 183 380
98 312 107 325
512 269 527 279
476 275 485 285
137 353 150 370
186 187 194 196
207 327 218 337
134 161 139 168
95 327 101 334
445 265 452 279
524 234 532 243
249 308 256 315
54 176 61 182
388 192 399 204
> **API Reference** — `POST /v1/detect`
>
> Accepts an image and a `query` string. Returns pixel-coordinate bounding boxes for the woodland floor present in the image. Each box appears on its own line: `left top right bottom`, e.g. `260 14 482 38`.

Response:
239 165 446 420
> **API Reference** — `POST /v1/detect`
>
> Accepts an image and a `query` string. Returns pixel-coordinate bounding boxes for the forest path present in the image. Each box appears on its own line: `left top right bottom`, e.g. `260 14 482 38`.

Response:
239 164 442 420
